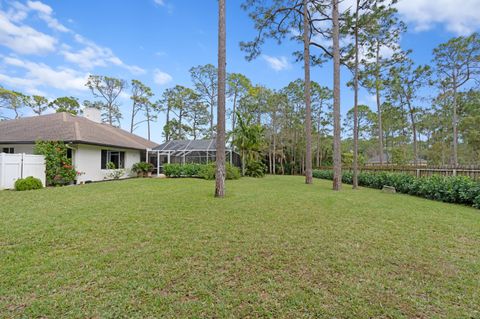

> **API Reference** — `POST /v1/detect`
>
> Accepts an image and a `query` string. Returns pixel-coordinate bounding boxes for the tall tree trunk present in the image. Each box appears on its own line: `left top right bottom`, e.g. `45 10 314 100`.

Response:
352 0 360 189
232 92 237 144
406 101 418 165
146 105 151 141
178 112 183 138
452 81 458 166
165 106 170 141
130 102 136 133
272 128 276 175
215 0 226 198
303 0 313 184
108 103 113 126
375 43 384 165
241 150 246 176
210 98 214 138
332 0 342 191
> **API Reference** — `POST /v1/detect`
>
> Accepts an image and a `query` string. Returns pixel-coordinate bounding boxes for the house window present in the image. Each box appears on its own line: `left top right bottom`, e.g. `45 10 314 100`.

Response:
101 150 125 169
2 147 14 154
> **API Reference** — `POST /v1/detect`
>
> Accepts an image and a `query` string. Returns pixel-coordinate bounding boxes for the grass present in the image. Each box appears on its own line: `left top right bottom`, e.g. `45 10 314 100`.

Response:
1 176 479 318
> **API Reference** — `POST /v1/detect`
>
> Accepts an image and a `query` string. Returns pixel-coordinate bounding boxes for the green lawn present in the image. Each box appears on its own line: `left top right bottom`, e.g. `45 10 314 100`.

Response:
1 176 479 318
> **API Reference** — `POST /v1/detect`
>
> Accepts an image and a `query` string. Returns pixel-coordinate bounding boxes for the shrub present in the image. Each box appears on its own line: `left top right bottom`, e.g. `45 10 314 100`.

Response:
199 163 216 180
15 176 43 191
245 160 267 178
164 163 241 180
105 162 125 180
34 141 79 186
474 194 480 209
313 169 480 209
132 162 154 177
163 163 203 178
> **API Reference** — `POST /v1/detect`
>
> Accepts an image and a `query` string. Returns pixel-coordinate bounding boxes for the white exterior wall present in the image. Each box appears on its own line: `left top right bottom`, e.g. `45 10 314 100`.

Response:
74 144 141 183
0 144 35 154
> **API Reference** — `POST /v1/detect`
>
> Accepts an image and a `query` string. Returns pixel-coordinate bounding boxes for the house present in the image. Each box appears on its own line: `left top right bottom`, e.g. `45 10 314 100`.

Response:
0 108 158 183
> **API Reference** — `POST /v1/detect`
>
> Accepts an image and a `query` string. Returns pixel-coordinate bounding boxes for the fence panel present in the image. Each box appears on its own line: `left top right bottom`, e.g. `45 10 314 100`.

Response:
22 154 47 187
0 153 46 189
318 165 480 180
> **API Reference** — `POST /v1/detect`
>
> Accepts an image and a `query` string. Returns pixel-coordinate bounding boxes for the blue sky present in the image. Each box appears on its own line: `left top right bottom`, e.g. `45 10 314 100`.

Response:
1 0 479 143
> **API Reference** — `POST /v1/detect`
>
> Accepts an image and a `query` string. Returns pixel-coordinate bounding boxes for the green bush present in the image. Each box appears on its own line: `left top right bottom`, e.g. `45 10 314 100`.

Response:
313 169 480 209
132 162 154 177
34 141 79 186
163 163 203 178
245 160 267 178
199 164 216 180
15 176 43 191
164 163 241 180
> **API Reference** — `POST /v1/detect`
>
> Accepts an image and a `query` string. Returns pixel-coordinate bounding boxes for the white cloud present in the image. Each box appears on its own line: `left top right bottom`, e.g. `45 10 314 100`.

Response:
262 55 291 71
1 56 89 92
396 0 480 35
26 1 52 15
26 1 70 32
153 69 173 86
154 0 165 5
61 34 145 75
0 11 57 54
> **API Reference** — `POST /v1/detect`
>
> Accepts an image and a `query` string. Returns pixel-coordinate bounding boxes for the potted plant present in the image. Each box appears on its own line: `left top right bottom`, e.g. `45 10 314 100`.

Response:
132 162 154 178
145 162 154 177
132 162 145 177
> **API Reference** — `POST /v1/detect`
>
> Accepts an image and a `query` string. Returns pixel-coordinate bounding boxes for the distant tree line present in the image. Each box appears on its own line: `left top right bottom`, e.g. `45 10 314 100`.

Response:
1 0 479 178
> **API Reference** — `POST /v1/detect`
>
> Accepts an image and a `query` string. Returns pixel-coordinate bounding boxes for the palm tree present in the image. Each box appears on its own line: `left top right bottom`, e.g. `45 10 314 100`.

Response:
215 0 227 197
231 112 265 176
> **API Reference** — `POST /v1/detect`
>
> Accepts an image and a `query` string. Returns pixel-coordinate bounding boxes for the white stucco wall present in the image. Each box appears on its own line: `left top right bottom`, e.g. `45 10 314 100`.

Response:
74 144 141 183
0 143 142 183
0 144 35 154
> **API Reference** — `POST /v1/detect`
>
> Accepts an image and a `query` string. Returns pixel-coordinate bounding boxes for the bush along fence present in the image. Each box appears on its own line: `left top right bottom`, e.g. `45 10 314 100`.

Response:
313 170 480 209
318 165 480 181
163 163 241 180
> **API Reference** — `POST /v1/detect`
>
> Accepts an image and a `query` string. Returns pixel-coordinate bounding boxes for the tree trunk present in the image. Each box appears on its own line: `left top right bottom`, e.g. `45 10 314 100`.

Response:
178 112 183 138
352 0 360 189
452 81 458 166
272 128 276 175
130 101 136 133
210 98 214 138
332 0 342 191
407 100 418 165
146 105 151 141
215 0 226 198
303 0 313 184
316 114 321 168
232 92 237 144
375 42 384 165
165 106 170 141
241 150 246 176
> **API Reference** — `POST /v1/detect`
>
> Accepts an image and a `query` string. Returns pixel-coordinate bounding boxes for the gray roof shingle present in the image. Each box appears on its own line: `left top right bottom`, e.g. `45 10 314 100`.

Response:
0 112 158 150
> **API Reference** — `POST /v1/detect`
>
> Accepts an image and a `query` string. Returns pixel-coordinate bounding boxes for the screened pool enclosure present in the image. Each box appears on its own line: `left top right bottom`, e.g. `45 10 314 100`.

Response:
147 139 241 175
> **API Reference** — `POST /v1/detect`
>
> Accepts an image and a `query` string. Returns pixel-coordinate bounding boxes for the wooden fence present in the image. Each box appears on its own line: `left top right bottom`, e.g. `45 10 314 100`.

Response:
318 165 480 180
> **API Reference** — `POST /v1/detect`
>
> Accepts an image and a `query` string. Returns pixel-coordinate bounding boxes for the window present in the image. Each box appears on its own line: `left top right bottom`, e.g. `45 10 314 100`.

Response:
101 150 125 169
2 147 14 154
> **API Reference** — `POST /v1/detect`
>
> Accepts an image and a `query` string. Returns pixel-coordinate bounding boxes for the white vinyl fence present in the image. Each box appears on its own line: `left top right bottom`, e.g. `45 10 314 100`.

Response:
0 153 46 189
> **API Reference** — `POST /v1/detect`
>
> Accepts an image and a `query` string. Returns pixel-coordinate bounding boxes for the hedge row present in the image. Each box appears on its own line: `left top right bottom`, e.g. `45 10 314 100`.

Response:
163 163 241 180
313 170 480 209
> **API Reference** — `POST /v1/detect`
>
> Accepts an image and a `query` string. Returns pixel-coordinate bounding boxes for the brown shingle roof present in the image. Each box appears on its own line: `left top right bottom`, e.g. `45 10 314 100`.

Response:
0 112 158 150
